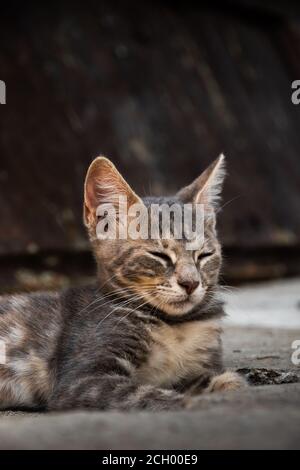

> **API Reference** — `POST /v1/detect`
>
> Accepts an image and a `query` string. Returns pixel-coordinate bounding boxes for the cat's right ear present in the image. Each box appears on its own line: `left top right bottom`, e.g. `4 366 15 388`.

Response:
83 156 142 227
177 154 226 210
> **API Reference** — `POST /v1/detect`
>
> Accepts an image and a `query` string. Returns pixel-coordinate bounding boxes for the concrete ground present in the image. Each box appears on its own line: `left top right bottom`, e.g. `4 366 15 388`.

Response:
0 279 299 449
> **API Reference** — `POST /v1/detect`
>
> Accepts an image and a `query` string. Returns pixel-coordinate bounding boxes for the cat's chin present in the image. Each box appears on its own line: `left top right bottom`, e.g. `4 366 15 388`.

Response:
160 290 208 316
140 289 208 317
148 297 199 316
160 300 195 316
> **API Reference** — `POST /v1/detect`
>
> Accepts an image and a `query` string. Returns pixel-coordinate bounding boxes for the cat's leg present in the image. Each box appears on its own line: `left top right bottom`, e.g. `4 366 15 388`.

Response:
175 370 247 397
0 293 60 410
48 373 190 411
205 371 247 393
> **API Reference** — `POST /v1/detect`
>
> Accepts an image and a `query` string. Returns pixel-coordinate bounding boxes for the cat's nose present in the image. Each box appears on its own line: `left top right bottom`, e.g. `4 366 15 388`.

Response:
178 280 200 295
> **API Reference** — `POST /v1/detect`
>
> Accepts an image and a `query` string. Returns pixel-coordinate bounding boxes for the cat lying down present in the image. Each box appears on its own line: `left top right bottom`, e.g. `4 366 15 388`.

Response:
0 155 246 411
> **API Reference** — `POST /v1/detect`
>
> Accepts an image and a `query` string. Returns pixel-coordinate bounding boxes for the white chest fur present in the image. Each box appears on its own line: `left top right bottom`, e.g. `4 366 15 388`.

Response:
137 320 222 387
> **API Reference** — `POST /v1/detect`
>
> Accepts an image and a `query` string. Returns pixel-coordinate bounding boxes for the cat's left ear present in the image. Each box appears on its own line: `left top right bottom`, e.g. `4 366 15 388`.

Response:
83 156 142 228
177 154 226 209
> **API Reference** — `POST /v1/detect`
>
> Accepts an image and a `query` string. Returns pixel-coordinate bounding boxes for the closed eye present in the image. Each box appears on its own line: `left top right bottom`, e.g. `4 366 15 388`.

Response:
149 251 172 264
197 251 214 261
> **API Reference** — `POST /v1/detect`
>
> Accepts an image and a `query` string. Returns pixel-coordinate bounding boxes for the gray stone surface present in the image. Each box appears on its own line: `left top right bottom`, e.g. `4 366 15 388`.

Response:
0 280 299 449
223 325 300 372
0 383 299 449
223 278 300 329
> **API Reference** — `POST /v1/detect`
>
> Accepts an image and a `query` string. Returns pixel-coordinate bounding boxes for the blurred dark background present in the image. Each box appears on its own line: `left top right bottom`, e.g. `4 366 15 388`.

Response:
0 0 300 293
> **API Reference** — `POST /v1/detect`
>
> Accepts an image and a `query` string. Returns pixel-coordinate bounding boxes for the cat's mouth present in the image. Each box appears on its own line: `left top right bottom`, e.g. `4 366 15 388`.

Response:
144 290 205 316
158 297 196 315
131 283 206 316
167 294 190 304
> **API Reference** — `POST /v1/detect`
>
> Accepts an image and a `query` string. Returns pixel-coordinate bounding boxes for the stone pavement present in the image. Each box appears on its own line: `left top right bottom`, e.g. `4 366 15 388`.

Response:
0 279 299 449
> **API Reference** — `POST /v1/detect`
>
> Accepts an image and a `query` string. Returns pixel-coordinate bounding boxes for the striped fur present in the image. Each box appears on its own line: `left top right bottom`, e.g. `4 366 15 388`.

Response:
0 156 246 411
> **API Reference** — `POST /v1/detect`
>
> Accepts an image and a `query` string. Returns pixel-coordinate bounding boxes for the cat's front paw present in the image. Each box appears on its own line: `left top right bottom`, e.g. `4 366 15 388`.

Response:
206 371 247 393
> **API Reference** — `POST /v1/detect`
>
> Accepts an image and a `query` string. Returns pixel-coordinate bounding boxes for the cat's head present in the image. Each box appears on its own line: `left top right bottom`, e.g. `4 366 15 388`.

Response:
83 155 225 317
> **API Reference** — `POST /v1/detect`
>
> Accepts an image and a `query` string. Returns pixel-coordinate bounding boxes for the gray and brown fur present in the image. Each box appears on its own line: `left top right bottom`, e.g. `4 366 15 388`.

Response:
0 155 246 411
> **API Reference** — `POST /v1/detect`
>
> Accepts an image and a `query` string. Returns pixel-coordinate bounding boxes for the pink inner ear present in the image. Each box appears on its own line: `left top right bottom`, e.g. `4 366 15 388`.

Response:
84 157 141 219
84 159 116 212
85 177 99 212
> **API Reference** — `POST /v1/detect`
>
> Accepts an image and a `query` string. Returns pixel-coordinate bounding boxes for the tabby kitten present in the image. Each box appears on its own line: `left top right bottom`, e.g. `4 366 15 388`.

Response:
0 155 245 411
